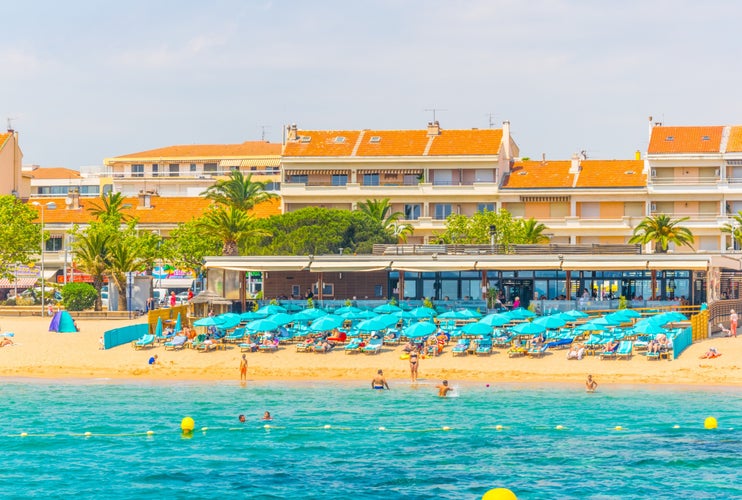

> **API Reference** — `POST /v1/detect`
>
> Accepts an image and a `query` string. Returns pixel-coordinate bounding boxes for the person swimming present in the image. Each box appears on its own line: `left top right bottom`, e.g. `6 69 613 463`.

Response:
263 411 272 421
371 369 390 390
436 380 453 397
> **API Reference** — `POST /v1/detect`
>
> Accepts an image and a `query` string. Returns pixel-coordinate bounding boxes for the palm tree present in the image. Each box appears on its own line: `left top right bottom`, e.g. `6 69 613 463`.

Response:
201 171 277 211
628 214 694 253
107 240 141 311
357 198 413 242
72 230 112 311
196 206 270 256
721 211 742 250
87 192 131 223
519 218 550 244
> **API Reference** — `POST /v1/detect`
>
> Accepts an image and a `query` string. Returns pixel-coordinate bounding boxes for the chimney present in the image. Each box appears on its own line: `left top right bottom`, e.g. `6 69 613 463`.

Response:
287 124 298 141
426 121 441 136
541 153 546 165
635 150 641 161
66 189 80 210
569 153 581 174
138 190 153 209
502 120 512 160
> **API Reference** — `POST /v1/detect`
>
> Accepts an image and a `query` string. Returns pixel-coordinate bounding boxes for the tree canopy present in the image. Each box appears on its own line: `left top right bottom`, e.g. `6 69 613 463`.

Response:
628 214 694 253
0 196 46 279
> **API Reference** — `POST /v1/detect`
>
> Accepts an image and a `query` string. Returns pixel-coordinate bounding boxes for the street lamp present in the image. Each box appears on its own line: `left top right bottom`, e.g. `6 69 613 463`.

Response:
32 201 57 317
489 224 498 254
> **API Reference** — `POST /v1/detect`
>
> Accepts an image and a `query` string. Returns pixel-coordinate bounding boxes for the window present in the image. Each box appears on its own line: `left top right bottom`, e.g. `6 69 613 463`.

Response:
404 204 421 220
46 237 63 252
132 164 144 177
374 285 383 297
478 203 495 213
169 164 179 177
363 173 379 186
369 136 381 143
332 174 348 186
403 174 419 185
151 164 159 177
290 174 308 184
312 283 334 296
204 163 218 176
79 185 100 195
190 163 197 173
291 285 301 297
334 136 345 143
434 204 452 220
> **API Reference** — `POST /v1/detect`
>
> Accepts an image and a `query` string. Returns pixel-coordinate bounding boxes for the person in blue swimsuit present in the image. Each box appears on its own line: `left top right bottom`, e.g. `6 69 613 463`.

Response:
371 369 390 390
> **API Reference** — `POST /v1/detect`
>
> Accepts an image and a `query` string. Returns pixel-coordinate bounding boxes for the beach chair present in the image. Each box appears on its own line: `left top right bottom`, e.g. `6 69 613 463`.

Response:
197 340 218 352
225 327 246 343
363 337 383 354
645 350 661 360
493 334 515 349
239 340 257 352
599 342 619 360
344 337 362 354
527 344 548 358
508 344 528 358
451 339 470 356
383 330 401 345
259 339 279 352
475 339 493 356
616 340 633 359
295 338 316 352
545 337 573 350
164 335 187 351
133 334 155 350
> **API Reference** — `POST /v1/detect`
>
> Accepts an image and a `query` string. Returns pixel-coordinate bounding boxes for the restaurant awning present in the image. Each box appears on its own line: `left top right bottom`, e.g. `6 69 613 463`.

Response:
0 277 38 289
393 261 478 272
309 260 392 272
475 260 561 270
646 260 709 271
241 158 281 167
152 278 195 289
204 258 311 272
561 260 648 271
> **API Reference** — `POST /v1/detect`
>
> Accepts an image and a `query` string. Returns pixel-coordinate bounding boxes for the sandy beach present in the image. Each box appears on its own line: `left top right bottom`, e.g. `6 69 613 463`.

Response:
0 315 740 386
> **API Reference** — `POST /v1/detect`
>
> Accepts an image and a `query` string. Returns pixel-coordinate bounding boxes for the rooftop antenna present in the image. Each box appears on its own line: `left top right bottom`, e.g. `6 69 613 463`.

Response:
486 113 495 128
260 125 269 141
7 116 17 132
424 108 446 123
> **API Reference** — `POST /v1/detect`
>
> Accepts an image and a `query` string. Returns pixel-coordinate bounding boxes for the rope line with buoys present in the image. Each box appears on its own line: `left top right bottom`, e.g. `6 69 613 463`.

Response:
5 416 726 438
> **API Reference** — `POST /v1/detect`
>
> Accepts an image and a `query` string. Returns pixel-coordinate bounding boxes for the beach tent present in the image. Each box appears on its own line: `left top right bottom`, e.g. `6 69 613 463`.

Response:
48 311 77 333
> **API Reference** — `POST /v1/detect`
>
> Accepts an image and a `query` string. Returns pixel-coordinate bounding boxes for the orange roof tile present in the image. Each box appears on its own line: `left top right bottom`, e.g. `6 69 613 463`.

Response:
31 197 281 225
501 161 574 189
648 126 723 154
283 131 362 157
0 132 11 151
29 167 81 180
109 141 281 161
725 126 742 153
284 128 504 157
575 160 646 188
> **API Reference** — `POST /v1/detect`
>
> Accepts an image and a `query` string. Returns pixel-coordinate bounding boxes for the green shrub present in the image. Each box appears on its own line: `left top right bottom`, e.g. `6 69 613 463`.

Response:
61 283 97 311
5 297 16 306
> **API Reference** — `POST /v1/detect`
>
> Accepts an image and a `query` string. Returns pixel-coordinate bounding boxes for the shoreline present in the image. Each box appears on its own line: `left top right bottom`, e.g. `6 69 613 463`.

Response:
1 316 740 386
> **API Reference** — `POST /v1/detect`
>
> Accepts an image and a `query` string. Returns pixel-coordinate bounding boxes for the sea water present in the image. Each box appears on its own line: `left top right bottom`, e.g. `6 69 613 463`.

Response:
0 379 739 500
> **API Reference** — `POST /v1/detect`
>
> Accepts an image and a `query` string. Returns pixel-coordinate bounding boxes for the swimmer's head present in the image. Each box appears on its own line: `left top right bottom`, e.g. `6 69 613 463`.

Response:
442 380 448 386
377 369 383 375
238 414 246 423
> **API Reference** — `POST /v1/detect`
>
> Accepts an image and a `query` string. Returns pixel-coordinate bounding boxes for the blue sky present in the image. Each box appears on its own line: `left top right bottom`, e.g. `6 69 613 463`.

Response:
3 0 742 168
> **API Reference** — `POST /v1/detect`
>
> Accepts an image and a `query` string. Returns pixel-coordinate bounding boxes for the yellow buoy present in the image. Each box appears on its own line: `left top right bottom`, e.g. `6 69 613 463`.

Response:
84 432 92 437
442 426 451 431
482 487 518 500
324 424 331 429
181 417 195 433
495 424 503 431
614 426 623 431
555 425 564 430
704 417 718 430
20 432 28 437
146 430 154 436
264 424 271 429
672 425 680 429
378 426 386 431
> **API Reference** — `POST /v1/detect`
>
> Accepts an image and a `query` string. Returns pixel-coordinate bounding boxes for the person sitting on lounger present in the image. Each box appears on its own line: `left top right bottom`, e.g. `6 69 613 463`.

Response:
0 337 13 347
603 340 619 353
567 344 585 360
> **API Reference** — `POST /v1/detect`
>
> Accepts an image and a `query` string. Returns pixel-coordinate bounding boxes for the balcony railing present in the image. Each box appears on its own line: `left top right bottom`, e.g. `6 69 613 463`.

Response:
373 243 643 256
650 176 719 185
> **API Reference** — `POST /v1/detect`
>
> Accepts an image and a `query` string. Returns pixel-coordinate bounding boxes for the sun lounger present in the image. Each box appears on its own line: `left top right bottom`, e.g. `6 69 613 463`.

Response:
259 342 279 352
616 340 633 359
363 337 383 354
451 339 470 356
133 334 155 349
475 339 493 356
645 350 660 360
197 340 218 352
493 334 514 348
164 335 187 351
225 327 246 343
599 343 619 360
344 337 362 354
545 337 573 349
527 344 548 358
508 345 528 358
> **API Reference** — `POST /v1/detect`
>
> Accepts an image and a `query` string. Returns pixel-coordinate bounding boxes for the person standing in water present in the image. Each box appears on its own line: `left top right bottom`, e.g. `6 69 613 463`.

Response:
586 374 598 392
239 354 247 382
371 369 390 390
436 380 453 397
409 349 419 383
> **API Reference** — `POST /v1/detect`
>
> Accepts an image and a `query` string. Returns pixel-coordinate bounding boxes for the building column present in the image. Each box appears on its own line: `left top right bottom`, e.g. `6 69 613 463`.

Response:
398 271 405 301
481 270 488 301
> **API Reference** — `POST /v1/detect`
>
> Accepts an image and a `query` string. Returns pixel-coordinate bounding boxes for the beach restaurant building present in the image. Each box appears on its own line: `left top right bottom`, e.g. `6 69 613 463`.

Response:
203 247 742 309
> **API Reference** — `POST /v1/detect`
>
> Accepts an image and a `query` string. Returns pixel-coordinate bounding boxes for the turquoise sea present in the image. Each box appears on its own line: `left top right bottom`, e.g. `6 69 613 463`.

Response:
0 379 740 500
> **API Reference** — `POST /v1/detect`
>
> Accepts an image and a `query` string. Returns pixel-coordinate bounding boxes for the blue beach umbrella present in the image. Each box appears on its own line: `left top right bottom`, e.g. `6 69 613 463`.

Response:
282 303 304 312
193 316 225 327
174 312 182 333
309 315 344 332
457 322 493 336
393 310 416 320
216 313 241 329
403 321 437 339
575 321 608 332
341 309 376 320
155 317 163 337
334 305 361 315
534 315 566 329
240 311 267 321
511 322 546 335
246 318 280 333
268 312 295 326
373 303 401 314
409 306 437 319
458 309 483 319
634 321 667 335
559 309 589 321
479 313 511 327
604 312 630 324
358 315 399 332
508 308 536 320
257 304 287 315
618 309 642 319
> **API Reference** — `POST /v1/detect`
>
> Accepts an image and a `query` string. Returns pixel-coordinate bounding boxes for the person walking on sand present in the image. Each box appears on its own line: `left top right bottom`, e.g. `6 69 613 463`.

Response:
586 374 598 392
409 349 419 383
730 309 738 337
371 369 390 390
239 354 247 381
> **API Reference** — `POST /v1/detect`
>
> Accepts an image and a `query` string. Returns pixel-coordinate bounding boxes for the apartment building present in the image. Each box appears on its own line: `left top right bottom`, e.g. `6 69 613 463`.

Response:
0 129 31 198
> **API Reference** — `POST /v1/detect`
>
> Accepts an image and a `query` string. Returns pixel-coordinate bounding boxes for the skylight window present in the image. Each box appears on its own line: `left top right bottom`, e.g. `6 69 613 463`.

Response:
369 136 381 143
300 136 311 143
625 170 635 175
334 136 345 143
665 136 674 141
702 135 710 141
